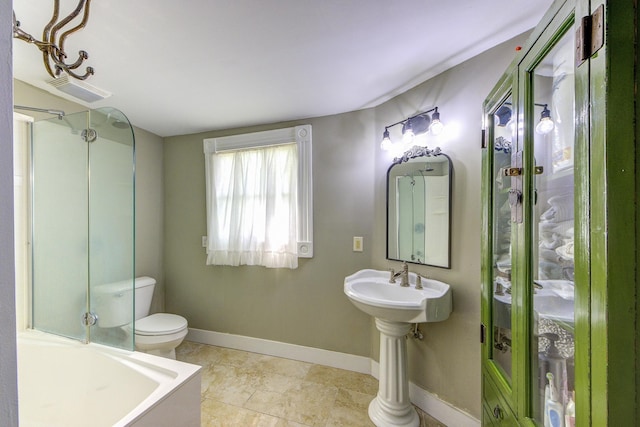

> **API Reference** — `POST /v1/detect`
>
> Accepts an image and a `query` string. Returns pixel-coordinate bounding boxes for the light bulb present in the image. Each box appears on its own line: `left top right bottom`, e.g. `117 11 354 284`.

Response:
430 119 444 135
402 128 415 146
535 104 555 134
402 119 415 146
535 116 555 134
429 108 444 135
380 129 392 151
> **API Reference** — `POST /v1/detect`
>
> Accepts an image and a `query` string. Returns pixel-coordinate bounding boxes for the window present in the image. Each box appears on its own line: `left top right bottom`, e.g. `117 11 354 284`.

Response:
203 125 312 268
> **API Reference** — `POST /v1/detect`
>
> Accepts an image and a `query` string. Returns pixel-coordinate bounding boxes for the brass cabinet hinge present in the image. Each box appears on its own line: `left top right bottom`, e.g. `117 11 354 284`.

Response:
576 4 604 67
481 323 487 344
481 129 487 149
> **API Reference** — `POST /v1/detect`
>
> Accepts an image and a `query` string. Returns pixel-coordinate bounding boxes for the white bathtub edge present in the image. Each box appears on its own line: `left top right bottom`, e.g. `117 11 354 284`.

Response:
186 327 480 427
19 330 202 427
117 351 201 427
127 371 201 427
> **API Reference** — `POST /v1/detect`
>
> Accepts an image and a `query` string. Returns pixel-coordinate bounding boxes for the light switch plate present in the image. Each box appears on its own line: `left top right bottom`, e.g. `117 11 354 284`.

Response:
353 236 363 252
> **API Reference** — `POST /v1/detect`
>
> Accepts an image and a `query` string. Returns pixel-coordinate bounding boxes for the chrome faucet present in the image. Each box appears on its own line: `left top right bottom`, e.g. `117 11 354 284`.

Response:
389 262 410 287
415 275 423 290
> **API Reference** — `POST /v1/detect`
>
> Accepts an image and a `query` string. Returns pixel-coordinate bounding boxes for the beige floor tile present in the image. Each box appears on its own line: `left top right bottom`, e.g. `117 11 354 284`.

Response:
215 346 265 367
243 389 288 416
177 341 447 427
201 398 295 427
255 370 305 394
305 364 378 396
201 364 260 406
247 353 312 379
176 341 224 367
333 388 375 410
244 381 338 426
416 407 447 427
325 389 375 427
272 420 309 427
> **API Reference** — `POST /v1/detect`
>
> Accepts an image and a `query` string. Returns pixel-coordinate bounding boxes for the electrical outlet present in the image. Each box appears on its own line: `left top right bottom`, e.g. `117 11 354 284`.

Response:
353 236 363 252
202 236 207 248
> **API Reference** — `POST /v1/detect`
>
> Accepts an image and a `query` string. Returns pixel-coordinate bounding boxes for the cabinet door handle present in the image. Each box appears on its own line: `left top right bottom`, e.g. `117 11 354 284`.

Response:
493 404 504 420
503 167 522 176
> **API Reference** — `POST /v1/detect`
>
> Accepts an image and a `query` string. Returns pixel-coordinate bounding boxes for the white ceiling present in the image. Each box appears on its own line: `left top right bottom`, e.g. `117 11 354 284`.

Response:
12 1 553 137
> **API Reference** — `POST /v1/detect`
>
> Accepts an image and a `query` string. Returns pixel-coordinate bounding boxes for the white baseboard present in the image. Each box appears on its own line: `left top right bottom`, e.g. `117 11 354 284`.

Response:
187 328 480 427
186 328 371 374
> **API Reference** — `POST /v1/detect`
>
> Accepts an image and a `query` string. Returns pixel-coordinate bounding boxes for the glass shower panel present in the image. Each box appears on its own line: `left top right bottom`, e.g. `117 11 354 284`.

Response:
31 108 135 350
32 112 90 341
530 28 576 426
88 108 135 350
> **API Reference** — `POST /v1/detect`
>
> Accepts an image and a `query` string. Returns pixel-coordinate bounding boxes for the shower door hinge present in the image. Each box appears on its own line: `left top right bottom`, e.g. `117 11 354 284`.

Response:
81 128 98 143
576 4 604 67
82 312 98 326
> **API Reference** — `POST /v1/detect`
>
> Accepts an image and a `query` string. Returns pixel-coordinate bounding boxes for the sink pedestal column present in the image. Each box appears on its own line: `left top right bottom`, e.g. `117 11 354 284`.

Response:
368 318 419 427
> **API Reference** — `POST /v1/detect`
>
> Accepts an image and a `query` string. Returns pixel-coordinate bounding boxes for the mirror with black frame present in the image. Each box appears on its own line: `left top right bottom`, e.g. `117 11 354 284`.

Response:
386 146 452 268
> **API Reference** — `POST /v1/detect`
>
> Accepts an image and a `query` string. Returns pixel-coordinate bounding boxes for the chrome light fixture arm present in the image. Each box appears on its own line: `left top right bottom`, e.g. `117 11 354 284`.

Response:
13 0 95 80
380 106 444 151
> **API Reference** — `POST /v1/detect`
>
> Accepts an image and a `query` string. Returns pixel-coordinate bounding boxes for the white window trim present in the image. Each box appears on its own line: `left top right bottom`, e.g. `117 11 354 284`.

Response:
203 125 313 258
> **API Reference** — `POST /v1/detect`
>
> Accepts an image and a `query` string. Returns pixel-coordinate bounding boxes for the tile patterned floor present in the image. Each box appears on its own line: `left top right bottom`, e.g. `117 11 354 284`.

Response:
176 341 447 427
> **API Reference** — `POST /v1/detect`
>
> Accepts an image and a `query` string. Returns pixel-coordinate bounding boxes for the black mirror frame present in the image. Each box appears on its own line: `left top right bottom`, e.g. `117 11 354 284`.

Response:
386 145 453 268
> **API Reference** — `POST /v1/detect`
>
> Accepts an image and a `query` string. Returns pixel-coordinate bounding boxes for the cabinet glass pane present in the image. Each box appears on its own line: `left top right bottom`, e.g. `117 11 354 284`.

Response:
491 94 515 380
530 28 576 426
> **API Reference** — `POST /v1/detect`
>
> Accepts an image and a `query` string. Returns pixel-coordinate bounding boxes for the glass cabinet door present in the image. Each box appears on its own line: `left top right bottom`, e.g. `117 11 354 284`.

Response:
526 21 576 427
490 94 517 381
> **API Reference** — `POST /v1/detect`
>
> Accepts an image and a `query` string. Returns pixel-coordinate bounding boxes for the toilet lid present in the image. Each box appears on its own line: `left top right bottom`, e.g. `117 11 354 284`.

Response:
135 313 188 336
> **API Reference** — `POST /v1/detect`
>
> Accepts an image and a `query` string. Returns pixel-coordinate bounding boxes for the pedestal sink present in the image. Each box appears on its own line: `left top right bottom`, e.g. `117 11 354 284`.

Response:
344 269 452 427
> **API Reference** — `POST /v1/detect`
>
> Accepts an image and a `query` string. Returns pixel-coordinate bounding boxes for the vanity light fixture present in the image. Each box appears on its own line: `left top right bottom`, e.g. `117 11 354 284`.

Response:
535 104 555 135
497 103 555 135
380 107 444 151
13 0 96 81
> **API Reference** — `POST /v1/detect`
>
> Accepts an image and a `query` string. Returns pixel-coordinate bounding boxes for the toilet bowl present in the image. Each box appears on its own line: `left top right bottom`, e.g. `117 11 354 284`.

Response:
129 313 188 359
93 277 189 359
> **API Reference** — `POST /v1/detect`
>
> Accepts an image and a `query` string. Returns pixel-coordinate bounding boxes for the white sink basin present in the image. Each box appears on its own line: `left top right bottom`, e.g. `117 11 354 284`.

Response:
344 269 452 323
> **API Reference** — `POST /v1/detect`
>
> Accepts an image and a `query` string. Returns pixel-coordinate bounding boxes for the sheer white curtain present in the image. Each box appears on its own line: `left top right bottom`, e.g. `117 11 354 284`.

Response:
206 143 298 268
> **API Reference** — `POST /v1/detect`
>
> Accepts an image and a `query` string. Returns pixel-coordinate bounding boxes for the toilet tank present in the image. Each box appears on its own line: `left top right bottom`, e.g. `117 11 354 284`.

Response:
93 276 156 328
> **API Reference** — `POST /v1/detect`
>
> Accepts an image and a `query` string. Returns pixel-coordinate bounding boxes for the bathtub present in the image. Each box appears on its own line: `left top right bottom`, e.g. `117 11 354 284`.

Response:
17 330 201 427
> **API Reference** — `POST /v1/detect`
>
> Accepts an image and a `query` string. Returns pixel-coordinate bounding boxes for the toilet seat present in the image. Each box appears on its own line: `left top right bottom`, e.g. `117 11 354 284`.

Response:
134 313 188 336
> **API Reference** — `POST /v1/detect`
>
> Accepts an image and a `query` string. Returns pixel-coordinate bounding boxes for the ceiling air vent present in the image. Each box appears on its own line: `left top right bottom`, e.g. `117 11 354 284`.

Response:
47 74 111 103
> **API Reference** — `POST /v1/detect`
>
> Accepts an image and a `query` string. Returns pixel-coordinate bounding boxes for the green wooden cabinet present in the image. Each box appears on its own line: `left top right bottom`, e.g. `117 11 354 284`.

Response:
481 1 640 425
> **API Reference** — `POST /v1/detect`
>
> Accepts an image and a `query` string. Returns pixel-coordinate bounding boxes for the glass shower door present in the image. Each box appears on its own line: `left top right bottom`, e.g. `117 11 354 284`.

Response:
88 108 135 350
31 108 135 350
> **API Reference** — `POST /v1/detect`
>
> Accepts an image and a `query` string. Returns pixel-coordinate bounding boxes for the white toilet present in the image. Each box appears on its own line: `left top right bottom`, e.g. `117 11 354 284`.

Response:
93 276 188 359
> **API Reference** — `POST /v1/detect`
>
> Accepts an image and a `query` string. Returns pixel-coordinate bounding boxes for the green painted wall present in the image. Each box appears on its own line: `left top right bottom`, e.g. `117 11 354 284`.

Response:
163 110 376 356
372 33 531 417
